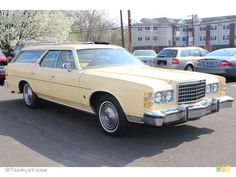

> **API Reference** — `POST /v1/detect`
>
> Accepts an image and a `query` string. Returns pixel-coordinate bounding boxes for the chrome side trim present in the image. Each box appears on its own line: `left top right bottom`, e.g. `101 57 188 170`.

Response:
38 95 95 115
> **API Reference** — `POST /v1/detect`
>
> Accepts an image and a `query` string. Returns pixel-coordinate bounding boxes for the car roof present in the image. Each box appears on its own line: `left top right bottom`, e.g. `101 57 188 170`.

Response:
162 47 205 50
22 44 122 51
133 49 156 52
214 48 236 51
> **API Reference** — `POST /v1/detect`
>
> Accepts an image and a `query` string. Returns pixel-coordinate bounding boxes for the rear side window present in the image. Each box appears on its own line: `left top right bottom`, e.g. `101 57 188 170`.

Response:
14 50 45 63
200 49 208 56
157 49 177 57
180 50 190 57
190 49 201 57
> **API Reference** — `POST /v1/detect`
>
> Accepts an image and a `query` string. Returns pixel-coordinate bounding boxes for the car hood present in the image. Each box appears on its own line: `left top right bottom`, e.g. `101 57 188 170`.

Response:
84 65 218 88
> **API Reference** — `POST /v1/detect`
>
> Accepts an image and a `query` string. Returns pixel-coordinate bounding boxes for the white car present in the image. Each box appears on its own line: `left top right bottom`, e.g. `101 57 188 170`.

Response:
133 50 157 65
153 47 208 71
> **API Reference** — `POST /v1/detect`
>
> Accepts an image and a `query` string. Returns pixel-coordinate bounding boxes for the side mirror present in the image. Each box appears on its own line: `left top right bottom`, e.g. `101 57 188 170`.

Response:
62 63 72 72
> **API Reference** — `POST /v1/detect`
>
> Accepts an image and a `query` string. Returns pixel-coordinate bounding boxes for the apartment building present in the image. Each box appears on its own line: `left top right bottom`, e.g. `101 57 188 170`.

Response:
132 15 236 52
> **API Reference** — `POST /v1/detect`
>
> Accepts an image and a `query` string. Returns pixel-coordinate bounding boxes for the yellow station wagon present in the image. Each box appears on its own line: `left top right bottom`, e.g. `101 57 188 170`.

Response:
5 43 234 136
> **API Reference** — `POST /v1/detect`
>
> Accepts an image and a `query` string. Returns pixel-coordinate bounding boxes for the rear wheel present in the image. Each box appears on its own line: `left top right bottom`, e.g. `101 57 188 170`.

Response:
185 64 194 71
23 83 40 108
97 95 128 137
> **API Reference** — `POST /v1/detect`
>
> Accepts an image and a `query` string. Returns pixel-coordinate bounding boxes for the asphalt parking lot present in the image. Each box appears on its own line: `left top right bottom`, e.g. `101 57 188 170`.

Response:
0 79 236 167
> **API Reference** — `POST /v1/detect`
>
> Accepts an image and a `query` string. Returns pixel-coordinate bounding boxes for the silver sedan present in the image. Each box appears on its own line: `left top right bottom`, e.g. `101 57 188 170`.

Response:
195 48 236 77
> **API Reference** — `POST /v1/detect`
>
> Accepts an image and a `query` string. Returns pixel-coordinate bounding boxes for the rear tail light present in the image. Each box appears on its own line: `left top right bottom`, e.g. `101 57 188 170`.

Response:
0 56 7 63
171 58 179 64
217 60 233 67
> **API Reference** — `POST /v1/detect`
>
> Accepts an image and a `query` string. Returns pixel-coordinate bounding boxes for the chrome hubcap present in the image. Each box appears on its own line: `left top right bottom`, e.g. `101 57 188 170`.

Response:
99 101 119 133
23 84 33 105
186 66 193 71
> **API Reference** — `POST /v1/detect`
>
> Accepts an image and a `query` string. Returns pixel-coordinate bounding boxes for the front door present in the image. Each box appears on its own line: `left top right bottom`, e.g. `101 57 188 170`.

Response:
38 50 81 105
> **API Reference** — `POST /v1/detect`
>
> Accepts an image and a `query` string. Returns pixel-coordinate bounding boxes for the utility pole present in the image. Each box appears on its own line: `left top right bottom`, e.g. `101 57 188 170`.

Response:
120 10 125 48
192 14 195 46
128 10 132 52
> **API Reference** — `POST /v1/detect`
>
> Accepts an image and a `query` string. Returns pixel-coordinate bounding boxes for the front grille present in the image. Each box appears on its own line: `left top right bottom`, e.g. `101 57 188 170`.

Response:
178 80 206 104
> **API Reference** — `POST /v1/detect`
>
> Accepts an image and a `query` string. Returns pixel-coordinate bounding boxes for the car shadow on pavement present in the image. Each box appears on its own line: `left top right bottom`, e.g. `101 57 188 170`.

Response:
226 77 236 83
0 99 214 167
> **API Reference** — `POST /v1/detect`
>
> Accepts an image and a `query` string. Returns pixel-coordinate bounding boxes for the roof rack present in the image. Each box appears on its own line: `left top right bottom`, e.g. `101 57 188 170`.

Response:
62 41 95 45
18 40 60 47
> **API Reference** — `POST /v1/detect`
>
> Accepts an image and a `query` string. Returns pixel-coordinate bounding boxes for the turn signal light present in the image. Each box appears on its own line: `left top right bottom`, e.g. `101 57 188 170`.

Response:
172 58 179 64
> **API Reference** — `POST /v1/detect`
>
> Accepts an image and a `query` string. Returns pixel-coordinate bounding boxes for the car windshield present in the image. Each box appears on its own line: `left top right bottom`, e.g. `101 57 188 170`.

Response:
133 50 156 56
157 49 178 57
77 48 143 69
207 49 236 57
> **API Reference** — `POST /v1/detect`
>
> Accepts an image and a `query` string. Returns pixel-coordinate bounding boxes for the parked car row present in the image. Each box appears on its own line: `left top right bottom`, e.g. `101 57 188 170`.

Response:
133 47 236 78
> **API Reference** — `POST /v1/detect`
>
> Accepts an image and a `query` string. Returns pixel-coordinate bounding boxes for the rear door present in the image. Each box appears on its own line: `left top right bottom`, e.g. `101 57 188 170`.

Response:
178 49 202 69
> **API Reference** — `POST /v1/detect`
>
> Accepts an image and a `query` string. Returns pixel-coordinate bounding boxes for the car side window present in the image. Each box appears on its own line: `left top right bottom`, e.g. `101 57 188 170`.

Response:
200 50 208 56
56 50 76 70
40 50 60 68
14 50 45 63
180 50 190 57
190 49 201 57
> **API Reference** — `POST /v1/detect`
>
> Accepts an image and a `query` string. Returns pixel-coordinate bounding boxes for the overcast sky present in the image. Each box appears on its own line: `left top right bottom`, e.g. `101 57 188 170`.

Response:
1 0 236 23
106 0 236 24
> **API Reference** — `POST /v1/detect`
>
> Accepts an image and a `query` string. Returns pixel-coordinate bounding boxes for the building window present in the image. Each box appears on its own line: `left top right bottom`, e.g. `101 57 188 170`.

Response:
137 27 142 31
145 26 150 30
200 26 206 31
211 25 217 30
138 37 142 41
145 36 150 41
210 36 217 40
153 36 158 41
223 24 230 30
153 26 158 30
182 37 187 41
176 37 180 41
200 36 206 41
223 35 229 40
183 27 188 32
176 27 181 31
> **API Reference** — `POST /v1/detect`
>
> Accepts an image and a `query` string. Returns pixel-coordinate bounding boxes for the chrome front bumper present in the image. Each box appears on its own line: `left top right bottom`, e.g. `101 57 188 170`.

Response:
143 96 234 126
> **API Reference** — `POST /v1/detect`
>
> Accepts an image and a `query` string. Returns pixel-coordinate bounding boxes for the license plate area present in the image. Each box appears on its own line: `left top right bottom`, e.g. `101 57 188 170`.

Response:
157 60 167 65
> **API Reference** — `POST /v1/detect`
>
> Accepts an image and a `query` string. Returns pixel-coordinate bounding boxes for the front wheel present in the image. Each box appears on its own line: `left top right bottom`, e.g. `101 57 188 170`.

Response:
97 95 129 137
23 83 40 108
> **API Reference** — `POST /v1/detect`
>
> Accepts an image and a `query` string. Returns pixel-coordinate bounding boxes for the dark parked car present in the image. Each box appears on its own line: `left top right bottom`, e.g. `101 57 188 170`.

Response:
0 49 8 84
195 48 236 77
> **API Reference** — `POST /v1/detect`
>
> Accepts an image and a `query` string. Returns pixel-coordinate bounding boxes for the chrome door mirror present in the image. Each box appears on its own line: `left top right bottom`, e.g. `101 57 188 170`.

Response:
62 63 72 72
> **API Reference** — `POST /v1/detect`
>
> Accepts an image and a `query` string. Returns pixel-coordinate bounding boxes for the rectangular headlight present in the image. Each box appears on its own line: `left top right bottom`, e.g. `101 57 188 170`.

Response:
154 90 174 104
